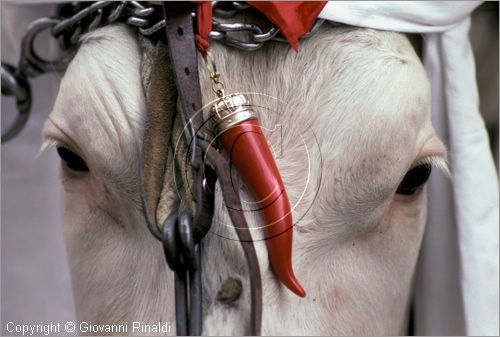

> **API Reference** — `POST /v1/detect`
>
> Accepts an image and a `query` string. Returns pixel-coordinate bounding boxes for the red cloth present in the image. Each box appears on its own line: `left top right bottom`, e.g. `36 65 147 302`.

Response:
194 1 212 55
194 1 328 53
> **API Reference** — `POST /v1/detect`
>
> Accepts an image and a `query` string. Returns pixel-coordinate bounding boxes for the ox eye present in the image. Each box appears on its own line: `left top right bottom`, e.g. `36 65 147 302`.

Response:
396 164 432 195
56 146 89 172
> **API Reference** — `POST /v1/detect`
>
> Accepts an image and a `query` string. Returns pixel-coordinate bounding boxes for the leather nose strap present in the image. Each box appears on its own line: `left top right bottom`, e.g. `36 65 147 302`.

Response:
140 2 263 335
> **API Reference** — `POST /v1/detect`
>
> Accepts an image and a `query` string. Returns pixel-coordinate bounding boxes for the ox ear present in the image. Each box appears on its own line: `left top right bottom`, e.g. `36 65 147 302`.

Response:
141 41 178 237
140 40 196 238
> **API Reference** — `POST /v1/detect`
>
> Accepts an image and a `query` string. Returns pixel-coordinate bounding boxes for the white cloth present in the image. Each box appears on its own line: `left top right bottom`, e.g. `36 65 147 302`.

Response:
319 2 499 335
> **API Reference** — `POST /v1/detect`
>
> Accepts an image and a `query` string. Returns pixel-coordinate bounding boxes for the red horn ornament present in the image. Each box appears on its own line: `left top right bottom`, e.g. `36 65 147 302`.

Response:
211 94 306 297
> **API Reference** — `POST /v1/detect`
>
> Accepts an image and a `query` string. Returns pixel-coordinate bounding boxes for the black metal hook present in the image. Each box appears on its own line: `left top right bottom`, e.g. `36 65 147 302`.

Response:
162 208 202 336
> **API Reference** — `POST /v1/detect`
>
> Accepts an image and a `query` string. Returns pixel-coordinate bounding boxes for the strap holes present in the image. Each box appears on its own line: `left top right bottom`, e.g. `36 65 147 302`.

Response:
177 26 184 36
184 67 190 76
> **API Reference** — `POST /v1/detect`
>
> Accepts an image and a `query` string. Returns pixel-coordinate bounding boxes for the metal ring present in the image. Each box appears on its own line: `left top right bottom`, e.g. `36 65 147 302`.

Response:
139 19 166 36
133 6 155 18
1 63 32 143
301 19 325 38
232 1 250 10
108 2 127 22
252 26 280 43
162 212 181 272
88 9 104 31
127 16 148 28
177 211 197 271
212 22 263 35
218 36 264 51
69 24 83 47
129 0 146 10
208 30 225 40
52 1 110 36
19 17 64 77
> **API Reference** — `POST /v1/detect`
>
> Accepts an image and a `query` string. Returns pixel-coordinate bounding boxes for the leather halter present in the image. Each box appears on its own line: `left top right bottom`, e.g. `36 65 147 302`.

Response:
141 3 262 335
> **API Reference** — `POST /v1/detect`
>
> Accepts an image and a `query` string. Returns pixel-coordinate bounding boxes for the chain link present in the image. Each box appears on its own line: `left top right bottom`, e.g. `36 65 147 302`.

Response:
1 1 324 142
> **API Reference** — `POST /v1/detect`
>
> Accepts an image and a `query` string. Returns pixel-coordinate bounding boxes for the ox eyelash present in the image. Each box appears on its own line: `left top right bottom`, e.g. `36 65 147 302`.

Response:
414 156 450 178
38 138 59 158
38 137 74 158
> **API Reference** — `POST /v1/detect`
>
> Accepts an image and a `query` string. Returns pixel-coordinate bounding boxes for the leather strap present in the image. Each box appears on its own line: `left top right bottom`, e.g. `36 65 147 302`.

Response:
162 1 214 245
162 2 203 149
160 3 262 335
198 139 263 336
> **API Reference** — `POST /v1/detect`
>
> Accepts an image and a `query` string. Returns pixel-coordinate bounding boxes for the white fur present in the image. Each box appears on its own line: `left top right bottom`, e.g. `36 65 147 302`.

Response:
43 24 446 335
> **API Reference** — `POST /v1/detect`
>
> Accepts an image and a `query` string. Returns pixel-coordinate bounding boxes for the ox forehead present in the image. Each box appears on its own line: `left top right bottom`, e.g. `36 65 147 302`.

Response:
44 25 441 187
43 23 445 335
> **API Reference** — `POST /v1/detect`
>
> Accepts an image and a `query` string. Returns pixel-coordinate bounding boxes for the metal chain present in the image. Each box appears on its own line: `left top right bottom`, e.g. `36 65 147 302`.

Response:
210 1 326 51
1 1 324 142
1 1 166 142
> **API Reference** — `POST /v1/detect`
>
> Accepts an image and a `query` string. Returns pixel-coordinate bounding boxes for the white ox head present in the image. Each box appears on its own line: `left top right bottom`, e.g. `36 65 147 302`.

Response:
42 24 446 335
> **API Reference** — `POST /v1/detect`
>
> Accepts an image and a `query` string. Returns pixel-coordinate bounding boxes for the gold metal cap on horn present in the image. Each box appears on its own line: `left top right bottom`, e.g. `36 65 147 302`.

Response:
211 93 257 134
